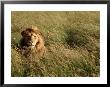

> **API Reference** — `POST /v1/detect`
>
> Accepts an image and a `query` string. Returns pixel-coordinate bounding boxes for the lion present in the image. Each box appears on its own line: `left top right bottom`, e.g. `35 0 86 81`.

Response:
20 26 46 57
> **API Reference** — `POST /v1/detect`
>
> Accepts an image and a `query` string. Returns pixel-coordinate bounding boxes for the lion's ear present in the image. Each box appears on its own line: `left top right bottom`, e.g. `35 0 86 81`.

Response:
21 31 25 36
31 26 38 30
36 30 43 36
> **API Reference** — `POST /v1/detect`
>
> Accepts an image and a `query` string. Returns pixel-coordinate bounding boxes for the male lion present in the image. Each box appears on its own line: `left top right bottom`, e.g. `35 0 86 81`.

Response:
20 26 45 57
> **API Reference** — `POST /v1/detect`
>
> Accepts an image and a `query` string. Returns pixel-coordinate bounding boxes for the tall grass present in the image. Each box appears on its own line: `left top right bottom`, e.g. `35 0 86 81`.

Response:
11 11 100 77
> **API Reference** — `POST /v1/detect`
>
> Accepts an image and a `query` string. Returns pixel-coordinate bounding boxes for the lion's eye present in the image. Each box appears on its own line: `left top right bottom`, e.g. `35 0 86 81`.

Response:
34 36 36 38
26 33 30 36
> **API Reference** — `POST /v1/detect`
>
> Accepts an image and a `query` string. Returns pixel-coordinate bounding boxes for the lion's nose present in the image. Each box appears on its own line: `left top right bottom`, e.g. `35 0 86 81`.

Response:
28 40 32 43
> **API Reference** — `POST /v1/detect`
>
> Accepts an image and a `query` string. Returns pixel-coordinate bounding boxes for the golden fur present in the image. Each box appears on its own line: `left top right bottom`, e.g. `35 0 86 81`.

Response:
20 26 45 56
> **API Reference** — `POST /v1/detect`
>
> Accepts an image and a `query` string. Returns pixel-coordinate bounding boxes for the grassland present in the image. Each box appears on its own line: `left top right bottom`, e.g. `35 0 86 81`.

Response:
11 11 100 77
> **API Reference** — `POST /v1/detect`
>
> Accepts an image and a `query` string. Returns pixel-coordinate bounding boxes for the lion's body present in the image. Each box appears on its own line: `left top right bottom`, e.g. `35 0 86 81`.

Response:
20 27 46 56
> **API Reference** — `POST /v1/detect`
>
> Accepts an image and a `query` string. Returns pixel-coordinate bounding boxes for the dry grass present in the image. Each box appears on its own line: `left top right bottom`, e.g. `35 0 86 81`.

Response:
11 11 100 77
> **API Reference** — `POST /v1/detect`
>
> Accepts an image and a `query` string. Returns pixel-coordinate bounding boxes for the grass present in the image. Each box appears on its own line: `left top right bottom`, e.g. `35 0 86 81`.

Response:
11 11 100 77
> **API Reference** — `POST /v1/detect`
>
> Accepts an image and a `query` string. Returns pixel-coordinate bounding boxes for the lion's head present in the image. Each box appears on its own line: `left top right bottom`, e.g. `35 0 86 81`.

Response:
20 28 42 48
20 26 46 56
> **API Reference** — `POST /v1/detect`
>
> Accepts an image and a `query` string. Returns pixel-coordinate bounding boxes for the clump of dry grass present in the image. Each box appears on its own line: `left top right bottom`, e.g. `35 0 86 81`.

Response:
11 11 100 77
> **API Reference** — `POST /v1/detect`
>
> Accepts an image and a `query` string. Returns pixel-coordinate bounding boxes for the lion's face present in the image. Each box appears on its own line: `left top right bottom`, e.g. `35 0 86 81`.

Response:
21 28 39 48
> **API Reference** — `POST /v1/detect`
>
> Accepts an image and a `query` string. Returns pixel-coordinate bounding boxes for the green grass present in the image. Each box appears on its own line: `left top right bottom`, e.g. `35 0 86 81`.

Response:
11 11 100 77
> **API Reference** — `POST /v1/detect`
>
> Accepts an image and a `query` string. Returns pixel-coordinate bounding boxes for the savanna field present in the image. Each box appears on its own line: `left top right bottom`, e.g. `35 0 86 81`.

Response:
11 11 100 77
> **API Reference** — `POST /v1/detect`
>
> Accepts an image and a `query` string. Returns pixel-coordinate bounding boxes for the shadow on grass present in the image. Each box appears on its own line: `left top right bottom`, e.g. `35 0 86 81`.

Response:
65 28 89 48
